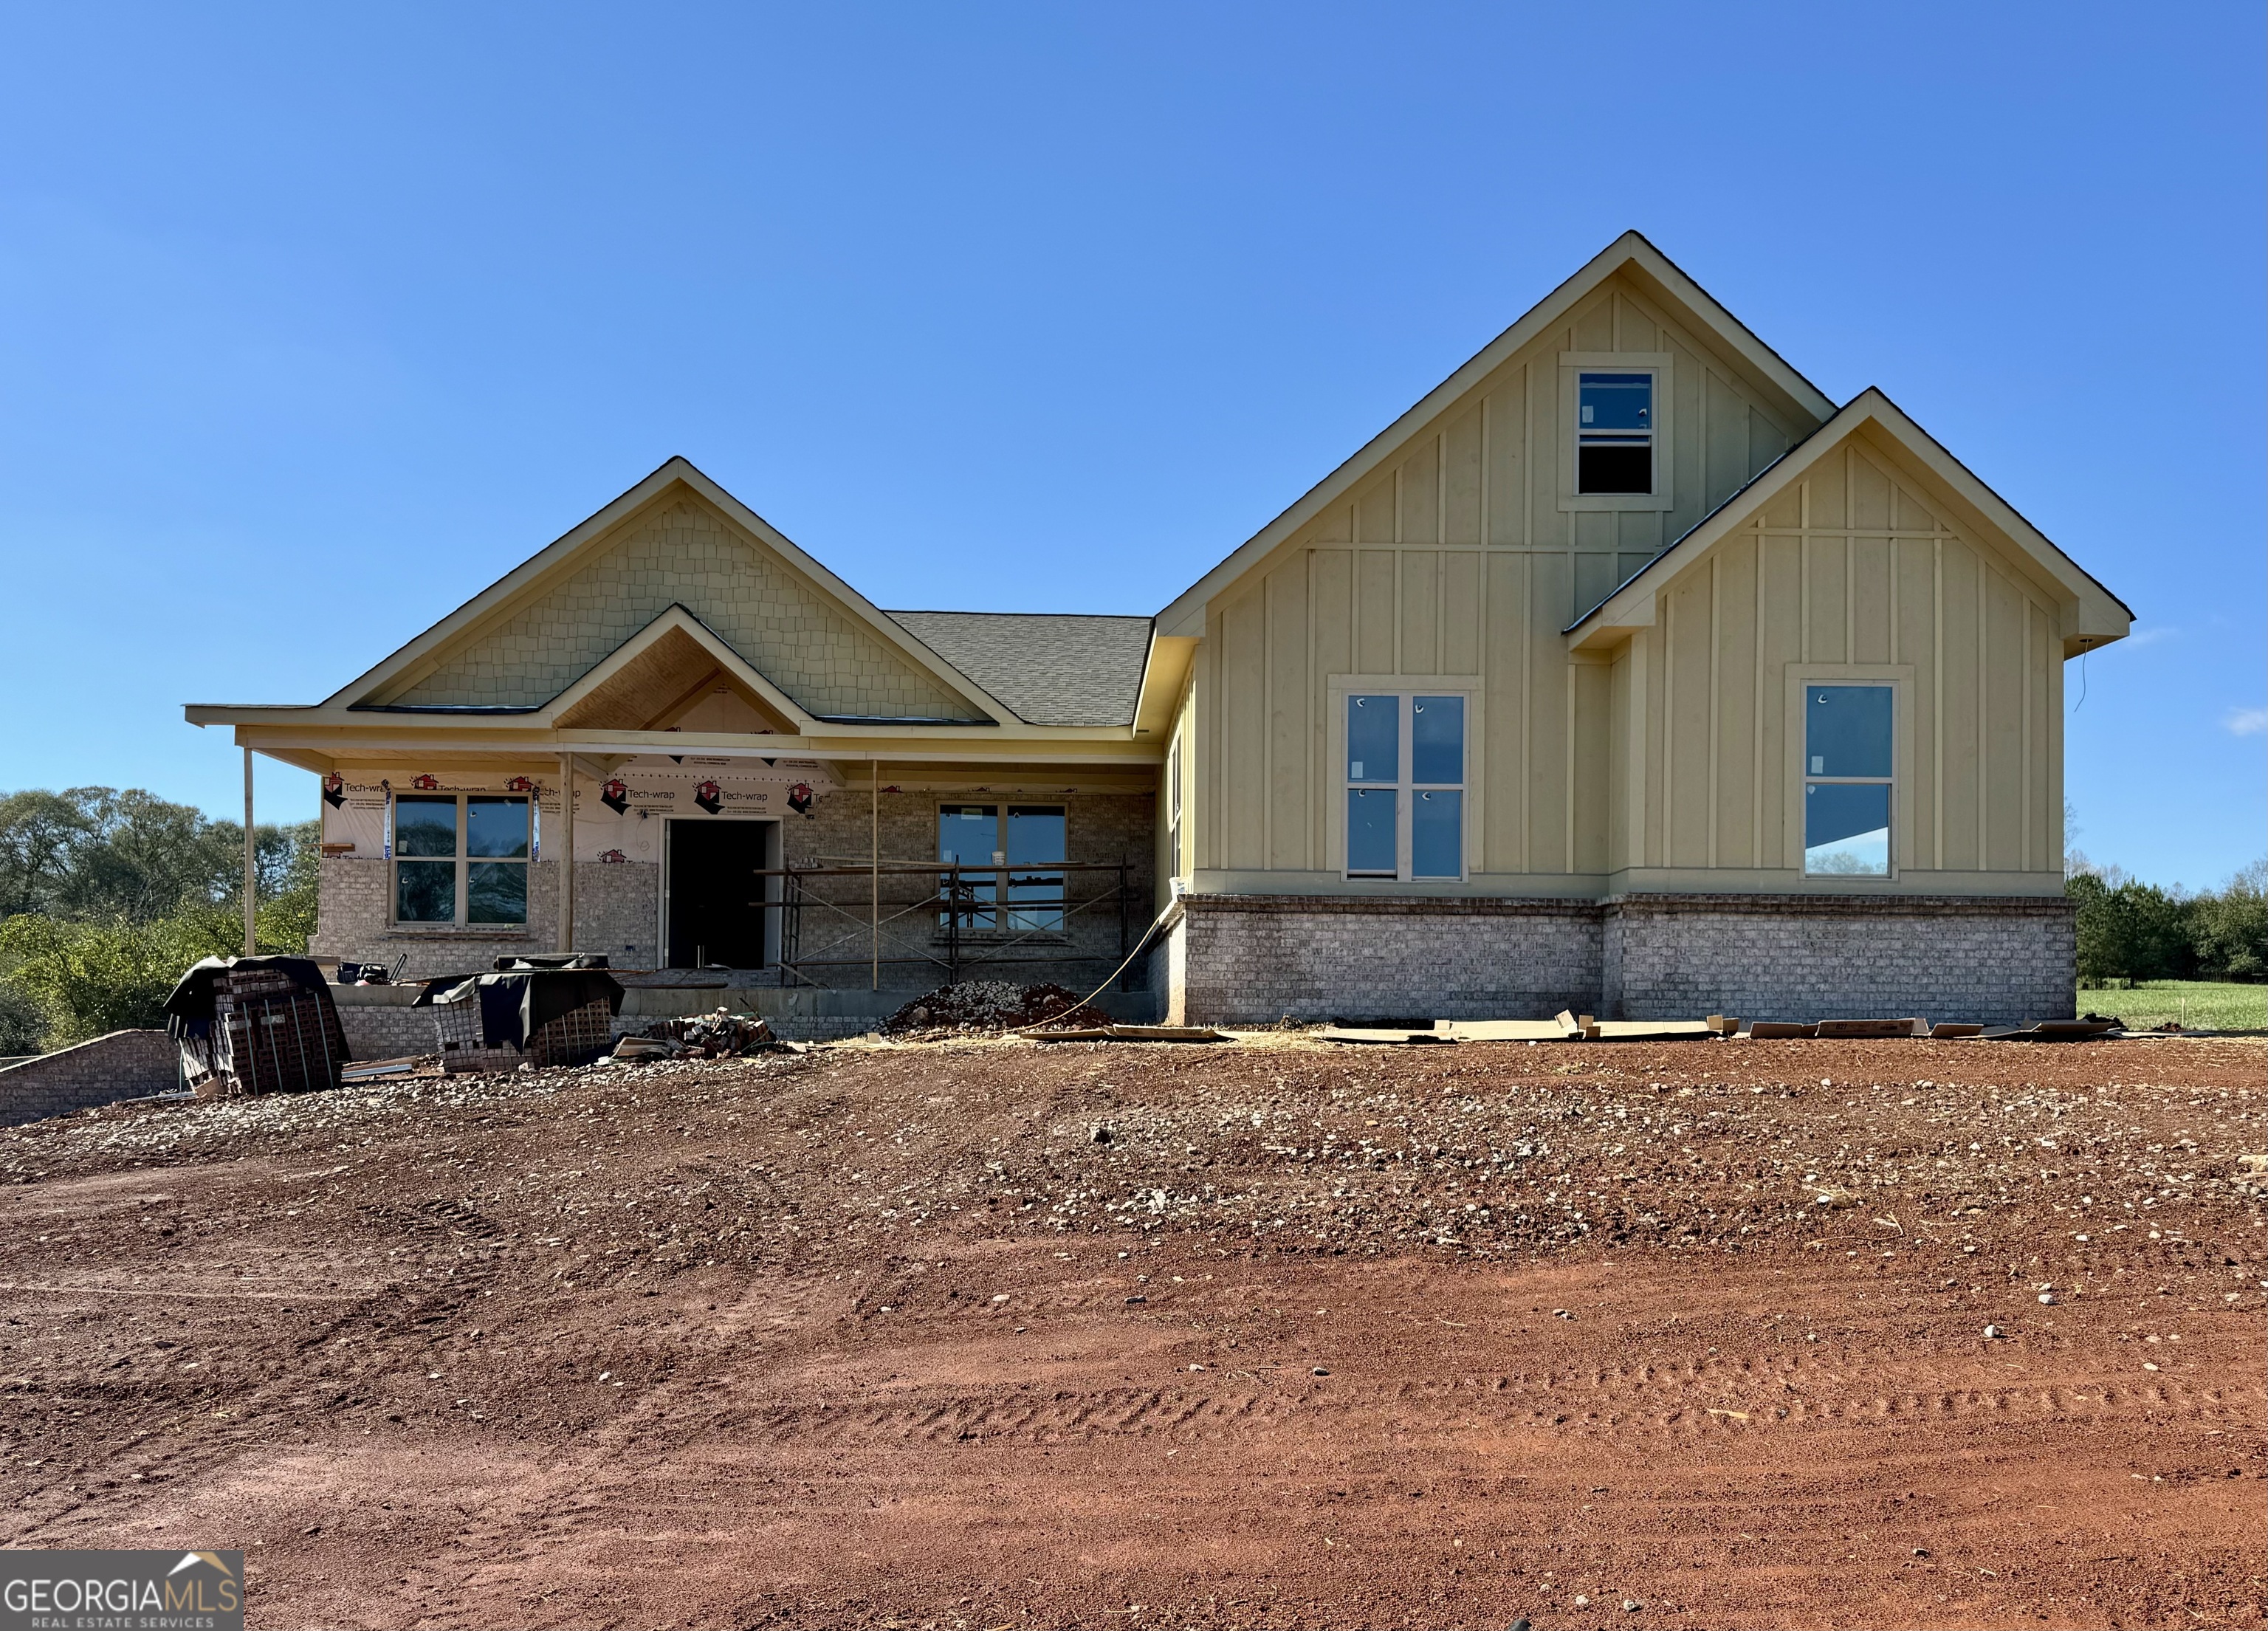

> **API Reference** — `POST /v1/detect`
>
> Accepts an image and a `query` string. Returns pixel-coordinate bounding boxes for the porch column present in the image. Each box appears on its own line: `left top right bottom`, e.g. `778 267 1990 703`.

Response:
557 754 577 954
241 746 256 955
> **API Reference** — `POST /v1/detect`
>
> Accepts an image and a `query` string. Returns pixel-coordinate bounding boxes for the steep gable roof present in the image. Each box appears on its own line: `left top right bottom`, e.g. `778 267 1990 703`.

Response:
1154 230 1837 636
1567 388 2132 656
329 458 1014 725
887 611 1153 727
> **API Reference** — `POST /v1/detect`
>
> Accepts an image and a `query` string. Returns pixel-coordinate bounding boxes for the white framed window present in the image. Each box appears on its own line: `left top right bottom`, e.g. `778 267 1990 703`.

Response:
938 803 1066 932
1558 351 1672 512
1344 693 1466 881
393 794 530 924
1802 684 1893 876
1578 371 1654 493
1164 730 1183 879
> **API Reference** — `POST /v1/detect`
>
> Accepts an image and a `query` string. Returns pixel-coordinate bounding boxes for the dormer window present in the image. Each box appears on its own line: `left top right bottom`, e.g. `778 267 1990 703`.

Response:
1577 371 1653 494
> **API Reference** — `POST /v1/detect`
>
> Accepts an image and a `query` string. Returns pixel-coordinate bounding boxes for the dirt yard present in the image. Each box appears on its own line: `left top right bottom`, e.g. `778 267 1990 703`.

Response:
0 1033 2260 1630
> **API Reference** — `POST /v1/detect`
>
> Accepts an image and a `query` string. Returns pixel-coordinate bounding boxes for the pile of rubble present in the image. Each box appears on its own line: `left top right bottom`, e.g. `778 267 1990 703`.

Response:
613 1009 780 1062
884 981 1112 1036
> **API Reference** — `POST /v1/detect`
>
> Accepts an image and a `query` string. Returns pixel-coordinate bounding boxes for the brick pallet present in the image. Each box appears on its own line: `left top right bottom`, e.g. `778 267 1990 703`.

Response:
209 968 348 1096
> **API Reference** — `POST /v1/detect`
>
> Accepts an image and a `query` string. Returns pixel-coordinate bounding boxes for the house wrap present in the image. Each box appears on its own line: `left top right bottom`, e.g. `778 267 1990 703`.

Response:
187 232 2130 1026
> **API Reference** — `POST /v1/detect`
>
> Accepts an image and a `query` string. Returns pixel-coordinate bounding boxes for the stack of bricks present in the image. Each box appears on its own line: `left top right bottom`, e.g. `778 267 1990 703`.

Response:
212 967 348 1095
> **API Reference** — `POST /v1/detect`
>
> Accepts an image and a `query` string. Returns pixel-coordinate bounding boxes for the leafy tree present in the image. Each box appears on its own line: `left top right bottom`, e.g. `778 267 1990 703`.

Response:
50 788 241 922
0 787 325 1051
0 906 241 1045
2188 860 2268 981
0 789 97 918
0 978 47 1056
2069 871 2193 986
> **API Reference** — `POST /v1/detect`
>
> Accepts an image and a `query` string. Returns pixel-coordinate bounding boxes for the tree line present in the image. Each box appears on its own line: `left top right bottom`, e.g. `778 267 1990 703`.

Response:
0 787 320 1053
2067 861 2267 987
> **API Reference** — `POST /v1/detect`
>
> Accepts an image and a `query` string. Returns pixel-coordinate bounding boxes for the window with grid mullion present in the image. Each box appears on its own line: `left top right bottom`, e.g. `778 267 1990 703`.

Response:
1344 693 1465 881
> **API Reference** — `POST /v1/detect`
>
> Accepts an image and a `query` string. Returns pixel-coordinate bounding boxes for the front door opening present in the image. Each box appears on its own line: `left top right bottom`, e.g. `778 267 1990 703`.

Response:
665 819 778 969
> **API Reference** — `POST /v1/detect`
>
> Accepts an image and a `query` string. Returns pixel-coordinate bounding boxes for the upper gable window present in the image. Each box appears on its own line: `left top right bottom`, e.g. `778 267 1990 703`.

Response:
1577 372 1653 494
1559 353 1670 511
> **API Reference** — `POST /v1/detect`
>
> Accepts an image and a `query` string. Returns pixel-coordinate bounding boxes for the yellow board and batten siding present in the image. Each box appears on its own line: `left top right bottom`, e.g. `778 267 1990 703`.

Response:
1189 275 2071 896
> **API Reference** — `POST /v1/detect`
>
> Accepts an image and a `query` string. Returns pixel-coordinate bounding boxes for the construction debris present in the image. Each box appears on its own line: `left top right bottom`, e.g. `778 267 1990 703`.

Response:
1031 1025 1226 1043
414 967 626 1071
338 1057 433 1084
884 981 1112 1036
627 1009 779 1058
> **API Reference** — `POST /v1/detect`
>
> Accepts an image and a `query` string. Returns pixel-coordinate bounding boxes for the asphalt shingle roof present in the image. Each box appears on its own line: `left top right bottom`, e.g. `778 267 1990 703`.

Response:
884 611 1152 727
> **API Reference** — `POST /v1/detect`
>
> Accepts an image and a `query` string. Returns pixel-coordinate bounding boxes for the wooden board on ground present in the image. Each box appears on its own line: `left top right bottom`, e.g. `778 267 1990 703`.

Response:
1747 1021 1817 1040
1030 1025 1226 1043
1930 1022 1986 1039
1592 1019 1717 1041
1815 1018 1928 1039
1316 1027 1453 1045
1436 1019 1575 1042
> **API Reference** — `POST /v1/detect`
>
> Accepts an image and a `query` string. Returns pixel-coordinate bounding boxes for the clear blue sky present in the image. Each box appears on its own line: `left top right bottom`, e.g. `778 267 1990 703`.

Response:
1 4 2259 889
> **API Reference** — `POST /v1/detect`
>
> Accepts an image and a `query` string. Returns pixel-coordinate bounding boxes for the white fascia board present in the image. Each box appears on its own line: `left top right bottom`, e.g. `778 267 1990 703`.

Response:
1567 388 2134 655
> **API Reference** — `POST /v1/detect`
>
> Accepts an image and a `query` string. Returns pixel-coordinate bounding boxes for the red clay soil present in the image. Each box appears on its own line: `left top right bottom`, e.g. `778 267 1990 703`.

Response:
0 1035 2261 1630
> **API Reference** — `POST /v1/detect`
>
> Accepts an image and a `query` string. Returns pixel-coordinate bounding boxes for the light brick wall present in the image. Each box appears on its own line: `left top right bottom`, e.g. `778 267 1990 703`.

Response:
313 790 1157 997
313 858 662 978
0 1031 180 1127
1173 895 1604 1025
1602 893 2077 1025
1166 890 2076 1027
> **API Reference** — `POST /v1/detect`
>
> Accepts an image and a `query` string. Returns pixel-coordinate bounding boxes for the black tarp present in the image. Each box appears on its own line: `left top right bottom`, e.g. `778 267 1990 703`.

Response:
411 969 624 1049
163 955 332 1041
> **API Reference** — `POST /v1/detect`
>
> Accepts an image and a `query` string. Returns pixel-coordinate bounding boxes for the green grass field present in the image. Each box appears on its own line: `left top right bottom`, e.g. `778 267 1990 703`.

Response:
2077 979 2267 1031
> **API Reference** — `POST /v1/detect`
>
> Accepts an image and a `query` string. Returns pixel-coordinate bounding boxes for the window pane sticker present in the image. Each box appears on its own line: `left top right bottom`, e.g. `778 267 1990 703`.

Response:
1347 788 1397 874
1578 372 1651 430
1412 696 1463 785
1805 783 1890 876
1412 789 1462 878
1006 806 1065 931
1807 686 1892 778
394 795 457 858
465 797 529 858
395 859 455 921
1347 695 1398 783
467 860 528 923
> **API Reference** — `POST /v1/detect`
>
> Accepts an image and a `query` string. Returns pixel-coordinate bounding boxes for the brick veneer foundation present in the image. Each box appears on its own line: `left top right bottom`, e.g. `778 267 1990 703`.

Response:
1166 891 2075 1027
1601 893 2076 1025
1167 895 1603 1025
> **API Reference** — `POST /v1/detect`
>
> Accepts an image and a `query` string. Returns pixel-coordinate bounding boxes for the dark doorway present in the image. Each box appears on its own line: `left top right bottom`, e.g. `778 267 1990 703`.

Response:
666 820 777 969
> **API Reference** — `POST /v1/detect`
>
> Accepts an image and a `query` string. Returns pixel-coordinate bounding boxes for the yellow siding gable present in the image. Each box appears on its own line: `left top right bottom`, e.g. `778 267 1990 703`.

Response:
392 495 984 721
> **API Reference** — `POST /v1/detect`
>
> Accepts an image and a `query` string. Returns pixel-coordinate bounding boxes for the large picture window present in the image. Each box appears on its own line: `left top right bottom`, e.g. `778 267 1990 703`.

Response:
1344 693 1465 881
1803 686 1893 876
938 803 1066 932
394 794 530 924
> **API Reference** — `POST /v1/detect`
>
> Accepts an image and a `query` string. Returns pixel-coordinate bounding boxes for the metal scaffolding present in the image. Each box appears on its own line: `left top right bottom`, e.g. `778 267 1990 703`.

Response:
751 857 1140 991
